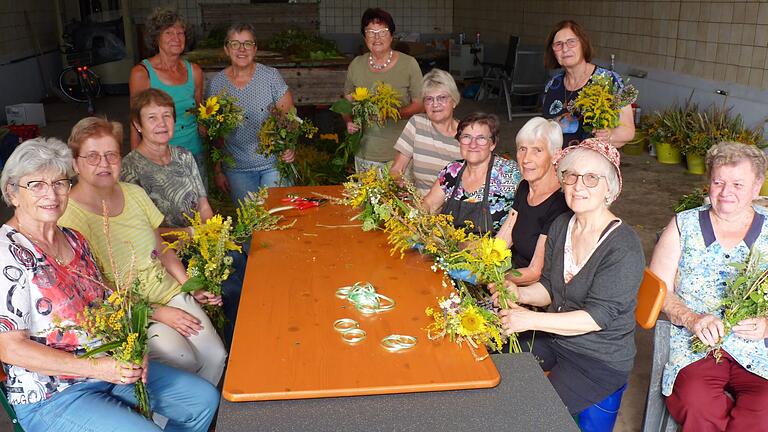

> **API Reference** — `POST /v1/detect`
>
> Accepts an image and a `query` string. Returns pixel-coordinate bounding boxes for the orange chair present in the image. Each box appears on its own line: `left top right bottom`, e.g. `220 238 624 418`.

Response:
636 268 667 330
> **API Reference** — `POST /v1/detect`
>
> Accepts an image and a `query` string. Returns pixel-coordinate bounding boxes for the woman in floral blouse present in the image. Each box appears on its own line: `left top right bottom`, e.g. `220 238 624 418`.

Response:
422 112 521 235
650 141 768 431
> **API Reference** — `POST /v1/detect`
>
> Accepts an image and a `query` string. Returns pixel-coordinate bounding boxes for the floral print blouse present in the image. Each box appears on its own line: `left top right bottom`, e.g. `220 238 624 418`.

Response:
437 156 522 232
661 205 768 396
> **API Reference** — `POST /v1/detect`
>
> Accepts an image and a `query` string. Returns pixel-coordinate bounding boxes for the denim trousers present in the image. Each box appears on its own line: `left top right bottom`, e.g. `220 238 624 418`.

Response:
13 361 219 432
224 165 288 205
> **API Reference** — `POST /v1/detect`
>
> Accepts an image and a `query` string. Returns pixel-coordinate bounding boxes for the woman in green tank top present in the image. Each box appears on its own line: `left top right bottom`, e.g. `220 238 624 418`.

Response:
129 8 206 185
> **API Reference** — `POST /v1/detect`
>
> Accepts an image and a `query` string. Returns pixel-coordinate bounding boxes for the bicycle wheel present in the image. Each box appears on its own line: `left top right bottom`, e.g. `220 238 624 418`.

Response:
58 67 101 103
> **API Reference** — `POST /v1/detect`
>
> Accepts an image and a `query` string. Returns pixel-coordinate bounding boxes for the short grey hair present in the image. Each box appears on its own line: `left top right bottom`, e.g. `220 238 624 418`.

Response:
1 138 74 206
226 22 257 44
515 117 562 156
706 141 767 182
421 68 460 107
556 147 621 206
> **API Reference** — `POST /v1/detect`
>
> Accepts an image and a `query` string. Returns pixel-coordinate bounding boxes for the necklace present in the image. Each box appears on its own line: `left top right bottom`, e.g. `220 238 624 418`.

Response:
16 221 72 267
563 64 592 105
369 50 393 70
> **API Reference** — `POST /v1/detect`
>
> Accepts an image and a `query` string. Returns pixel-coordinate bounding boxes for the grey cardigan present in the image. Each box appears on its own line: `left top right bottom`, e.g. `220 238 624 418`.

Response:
540 213 645 372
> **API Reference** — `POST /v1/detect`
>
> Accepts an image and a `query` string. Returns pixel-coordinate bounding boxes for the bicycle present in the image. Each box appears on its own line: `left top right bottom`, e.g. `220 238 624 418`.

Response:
58 50 101 115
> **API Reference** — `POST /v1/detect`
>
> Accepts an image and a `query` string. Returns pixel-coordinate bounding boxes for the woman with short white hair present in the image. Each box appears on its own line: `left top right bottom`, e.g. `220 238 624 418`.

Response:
496 117 571 284
390 68 461 196
493 138 644 415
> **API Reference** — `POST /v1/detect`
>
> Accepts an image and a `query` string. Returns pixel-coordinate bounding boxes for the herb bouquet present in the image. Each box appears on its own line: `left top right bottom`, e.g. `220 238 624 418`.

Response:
258 106 318 185
330 82 402 166
340 169 409 231
691 250 768 361
193 93 244 166
568 73 638 133
65 204 153 418
164 188 294 328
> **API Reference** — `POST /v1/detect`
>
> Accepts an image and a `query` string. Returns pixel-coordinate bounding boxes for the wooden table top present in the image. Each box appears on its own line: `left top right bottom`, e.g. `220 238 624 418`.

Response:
222 185 500 402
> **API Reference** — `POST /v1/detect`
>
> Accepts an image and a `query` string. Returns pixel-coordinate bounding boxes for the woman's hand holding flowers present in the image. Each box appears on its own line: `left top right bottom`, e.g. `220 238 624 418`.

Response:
499 304 535 335
192 290 223 306
689 313 725 347
489 279 520 308
280 149 295 163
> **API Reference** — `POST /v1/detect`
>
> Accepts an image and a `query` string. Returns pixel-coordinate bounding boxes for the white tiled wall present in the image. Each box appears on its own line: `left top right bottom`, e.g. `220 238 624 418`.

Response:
453 0 768 90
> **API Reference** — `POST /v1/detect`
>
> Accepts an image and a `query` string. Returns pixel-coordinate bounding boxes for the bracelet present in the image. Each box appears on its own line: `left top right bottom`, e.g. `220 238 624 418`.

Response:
381 334 417 352
333 318 359 334
341 328 367 344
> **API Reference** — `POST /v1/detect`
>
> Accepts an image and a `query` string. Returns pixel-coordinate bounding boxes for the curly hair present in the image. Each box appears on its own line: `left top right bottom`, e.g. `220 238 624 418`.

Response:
144 7 187 55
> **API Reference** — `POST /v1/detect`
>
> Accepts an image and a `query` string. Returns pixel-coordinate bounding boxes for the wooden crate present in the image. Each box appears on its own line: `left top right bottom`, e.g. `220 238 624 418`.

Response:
200 3 319 40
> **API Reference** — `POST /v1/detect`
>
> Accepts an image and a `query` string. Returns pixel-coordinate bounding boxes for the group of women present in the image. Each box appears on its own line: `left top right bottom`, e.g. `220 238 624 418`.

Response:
0 5 765 432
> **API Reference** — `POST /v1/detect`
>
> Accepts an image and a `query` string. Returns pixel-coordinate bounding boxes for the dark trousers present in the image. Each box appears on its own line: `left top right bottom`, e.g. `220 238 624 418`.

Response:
221 249 246 350
666 350 768 432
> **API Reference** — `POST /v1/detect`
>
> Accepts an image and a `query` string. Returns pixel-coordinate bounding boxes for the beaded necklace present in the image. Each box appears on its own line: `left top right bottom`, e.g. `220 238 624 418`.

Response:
369 50 393 70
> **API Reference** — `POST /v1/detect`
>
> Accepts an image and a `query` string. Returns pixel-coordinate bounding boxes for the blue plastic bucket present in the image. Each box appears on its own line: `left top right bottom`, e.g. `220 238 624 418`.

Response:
577 383 627 432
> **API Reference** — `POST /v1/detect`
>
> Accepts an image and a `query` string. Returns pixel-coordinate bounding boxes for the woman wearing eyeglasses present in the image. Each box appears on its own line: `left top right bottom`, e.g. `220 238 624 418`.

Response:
389 69 461 196
0 138 219 432
59 117 227 386
206 22 296 202
345 8 424 173
422 112 522 235
129 8 207 182
542 20 635 148
492 138 644 416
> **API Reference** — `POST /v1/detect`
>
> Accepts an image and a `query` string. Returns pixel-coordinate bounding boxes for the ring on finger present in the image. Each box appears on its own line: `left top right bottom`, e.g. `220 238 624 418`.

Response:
120 377 126 384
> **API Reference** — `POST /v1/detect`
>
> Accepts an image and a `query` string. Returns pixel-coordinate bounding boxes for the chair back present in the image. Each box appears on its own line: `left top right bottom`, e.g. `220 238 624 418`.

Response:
503 35 520 75
636 268 666 329
509 48 547 95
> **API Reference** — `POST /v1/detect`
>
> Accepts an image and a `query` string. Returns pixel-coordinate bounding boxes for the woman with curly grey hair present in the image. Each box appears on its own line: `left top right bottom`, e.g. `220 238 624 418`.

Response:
129 7 206 183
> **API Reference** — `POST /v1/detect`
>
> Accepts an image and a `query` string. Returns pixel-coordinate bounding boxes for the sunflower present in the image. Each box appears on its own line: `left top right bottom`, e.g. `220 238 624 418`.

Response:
352 87 371 101
459 307 486 336
198 96 220 119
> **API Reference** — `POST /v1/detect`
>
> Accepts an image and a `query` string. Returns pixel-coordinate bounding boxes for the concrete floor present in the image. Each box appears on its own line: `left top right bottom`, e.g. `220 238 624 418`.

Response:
0 93 704 432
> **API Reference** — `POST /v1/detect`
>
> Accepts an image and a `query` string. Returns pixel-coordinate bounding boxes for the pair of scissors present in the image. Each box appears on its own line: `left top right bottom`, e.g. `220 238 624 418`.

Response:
279 195 327 210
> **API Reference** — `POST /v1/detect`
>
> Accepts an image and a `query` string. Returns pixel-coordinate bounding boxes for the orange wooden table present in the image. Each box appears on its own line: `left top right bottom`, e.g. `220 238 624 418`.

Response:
222 185 500 402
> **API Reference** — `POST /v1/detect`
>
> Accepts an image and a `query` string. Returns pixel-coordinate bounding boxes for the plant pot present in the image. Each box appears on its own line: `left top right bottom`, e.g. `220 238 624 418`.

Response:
656 141 682 164
685 153 706 174
622 141 644 155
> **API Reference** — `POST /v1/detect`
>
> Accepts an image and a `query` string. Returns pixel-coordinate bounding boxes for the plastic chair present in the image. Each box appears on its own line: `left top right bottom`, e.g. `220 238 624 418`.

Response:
0 367 24 432
640 320 679 432
475 35 519 103
575 267 667 432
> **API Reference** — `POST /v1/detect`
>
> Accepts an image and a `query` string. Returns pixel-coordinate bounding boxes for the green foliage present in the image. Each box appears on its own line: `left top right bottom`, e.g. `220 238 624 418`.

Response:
264 30 342 61
673 187 707 213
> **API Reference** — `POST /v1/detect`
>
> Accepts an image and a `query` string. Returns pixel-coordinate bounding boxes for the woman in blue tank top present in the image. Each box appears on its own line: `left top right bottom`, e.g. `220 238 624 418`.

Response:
129 8 206 186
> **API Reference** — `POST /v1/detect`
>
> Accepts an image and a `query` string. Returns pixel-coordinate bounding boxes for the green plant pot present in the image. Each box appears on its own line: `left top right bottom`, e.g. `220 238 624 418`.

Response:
656 142 682 164
685 153 706 174
622 141 644 155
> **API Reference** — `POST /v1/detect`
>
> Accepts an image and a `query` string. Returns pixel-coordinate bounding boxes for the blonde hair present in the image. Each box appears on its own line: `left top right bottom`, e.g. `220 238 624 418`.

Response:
706 141 767 181
68 116 123 157
421 68 460 107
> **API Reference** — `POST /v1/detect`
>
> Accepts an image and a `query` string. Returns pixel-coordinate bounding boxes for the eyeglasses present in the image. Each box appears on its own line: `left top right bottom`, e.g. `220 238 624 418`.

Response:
15 179 72 196
552 38 579 52
562 171 605 188
226 40 256 50
364 28 390 39
458 134 492 146
423 95 451 106
78 152 120 166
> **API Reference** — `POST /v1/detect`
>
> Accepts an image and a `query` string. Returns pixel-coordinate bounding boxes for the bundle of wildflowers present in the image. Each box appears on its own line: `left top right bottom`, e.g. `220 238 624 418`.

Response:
568 73 638 132
341 169 409 231
60 203 152 418
425 292 505 360
231 188 295 242
330 82 403 165
385 210 475 260
193 92 244 165
258 106 318 185
163 213 241 329
691 249 768 361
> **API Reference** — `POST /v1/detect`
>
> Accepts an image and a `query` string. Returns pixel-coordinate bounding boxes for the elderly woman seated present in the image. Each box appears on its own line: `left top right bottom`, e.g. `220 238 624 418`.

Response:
492 138 644 415
422 112 522 235
650 141 768 431
0 138 218 431
121 88 245 349
58 117 227 385
389 68 461 196
495 117 571 284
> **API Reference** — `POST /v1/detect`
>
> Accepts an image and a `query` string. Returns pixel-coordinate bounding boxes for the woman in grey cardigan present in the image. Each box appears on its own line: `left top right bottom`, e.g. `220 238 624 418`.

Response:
492 138 645 415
